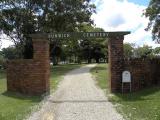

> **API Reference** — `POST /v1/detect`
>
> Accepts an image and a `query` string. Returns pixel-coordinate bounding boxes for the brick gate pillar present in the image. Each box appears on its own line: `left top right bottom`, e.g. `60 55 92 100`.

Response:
108 35 124 93
32 35 50 95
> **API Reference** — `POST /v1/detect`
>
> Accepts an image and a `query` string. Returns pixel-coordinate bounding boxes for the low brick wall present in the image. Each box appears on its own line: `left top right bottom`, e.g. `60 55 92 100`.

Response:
6 38 50 96
123 58 160 92
7 59 50 95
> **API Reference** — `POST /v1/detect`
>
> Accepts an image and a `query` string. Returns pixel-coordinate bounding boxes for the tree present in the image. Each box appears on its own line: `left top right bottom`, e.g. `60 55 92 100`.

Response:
144 0 160 43
54 24 107 64
153 47 160 54
0 0 96 58
134 45 153 58
92 45 104 63
1 46 19 59
78 24 107 63
123 43 134 58
152 47 160 57
50 45 62 65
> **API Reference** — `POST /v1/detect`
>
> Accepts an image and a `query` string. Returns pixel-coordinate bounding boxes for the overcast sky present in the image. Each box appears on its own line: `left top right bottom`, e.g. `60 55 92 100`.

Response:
1 0 160 49
92 0 160 48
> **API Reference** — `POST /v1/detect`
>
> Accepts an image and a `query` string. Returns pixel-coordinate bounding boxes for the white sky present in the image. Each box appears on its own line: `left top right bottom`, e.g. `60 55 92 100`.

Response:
92 0 160 48
0 34 14 49
1 0 160 49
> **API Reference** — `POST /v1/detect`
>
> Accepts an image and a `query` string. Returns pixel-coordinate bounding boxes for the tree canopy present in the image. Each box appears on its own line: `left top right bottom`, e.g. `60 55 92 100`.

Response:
50 24 107 65
134 45 153 58
144 0 160 43
123 43 134 58
0 0 96 58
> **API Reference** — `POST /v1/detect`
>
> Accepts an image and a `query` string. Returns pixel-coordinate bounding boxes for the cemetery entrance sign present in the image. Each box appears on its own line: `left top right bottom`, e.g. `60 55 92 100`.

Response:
49 32 110 39
48 32 130 39
35 32 130 40
7 31 130 96
30 31 130 93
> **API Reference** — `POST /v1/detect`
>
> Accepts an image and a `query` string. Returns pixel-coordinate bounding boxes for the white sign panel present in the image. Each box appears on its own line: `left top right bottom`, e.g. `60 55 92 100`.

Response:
122 71 131 83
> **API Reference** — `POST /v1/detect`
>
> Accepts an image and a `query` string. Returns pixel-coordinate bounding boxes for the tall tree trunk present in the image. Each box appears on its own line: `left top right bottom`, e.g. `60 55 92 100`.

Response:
96 58 99 63
88 58 91 64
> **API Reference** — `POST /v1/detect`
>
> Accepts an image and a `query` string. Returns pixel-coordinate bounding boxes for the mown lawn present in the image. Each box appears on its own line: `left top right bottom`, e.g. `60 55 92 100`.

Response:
91 63 160 120
0 64 81 120
91 63 109 92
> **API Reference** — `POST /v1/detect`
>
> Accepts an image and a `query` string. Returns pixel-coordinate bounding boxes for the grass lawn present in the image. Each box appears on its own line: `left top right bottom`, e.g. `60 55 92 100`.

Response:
91 63 109 92
91 63 160 120
0 64 81 120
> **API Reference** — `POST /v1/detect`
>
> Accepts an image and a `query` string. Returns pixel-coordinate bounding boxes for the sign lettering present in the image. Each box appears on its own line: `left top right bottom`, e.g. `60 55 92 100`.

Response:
48 32 110 39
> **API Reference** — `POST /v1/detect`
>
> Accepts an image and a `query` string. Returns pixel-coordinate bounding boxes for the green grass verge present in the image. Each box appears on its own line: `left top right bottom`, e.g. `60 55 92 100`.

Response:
91 63 160 120
0 64 81 120
90 63 109 91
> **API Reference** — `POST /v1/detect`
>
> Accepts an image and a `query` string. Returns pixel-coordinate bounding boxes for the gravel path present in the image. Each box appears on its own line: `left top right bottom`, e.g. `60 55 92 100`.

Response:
27 64 124 120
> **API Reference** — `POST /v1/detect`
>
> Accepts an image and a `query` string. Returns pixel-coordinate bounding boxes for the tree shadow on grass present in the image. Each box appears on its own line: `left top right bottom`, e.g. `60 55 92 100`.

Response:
111 86 160 102
2 91 42 102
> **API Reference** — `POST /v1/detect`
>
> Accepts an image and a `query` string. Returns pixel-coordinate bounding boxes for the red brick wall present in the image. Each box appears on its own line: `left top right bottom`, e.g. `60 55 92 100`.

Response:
7 35 160 95
7 39 50 96
108 36 124 93
123 58 160 92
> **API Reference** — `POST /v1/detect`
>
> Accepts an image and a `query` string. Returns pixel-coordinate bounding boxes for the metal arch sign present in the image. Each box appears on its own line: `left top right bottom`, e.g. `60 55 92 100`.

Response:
48 32 109 39
48 32 130 39
30 31 130 40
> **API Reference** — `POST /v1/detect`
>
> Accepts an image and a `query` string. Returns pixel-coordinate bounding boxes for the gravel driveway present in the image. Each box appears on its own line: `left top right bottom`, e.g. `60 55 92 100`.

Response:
27 64 124 120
